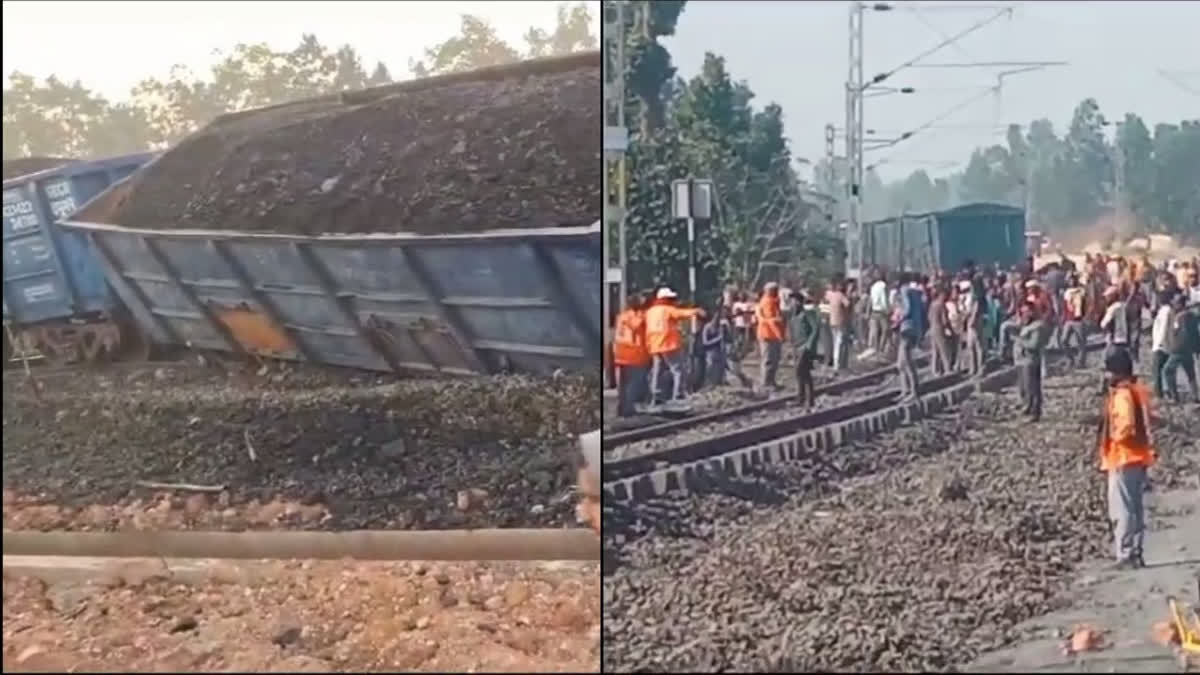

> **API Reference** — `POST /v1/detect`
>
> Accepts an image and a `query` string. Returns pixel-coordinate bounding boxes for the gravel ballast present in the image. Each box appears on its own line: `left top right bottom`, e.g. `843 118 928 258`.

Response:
2 360 600 531
601 359 1200 672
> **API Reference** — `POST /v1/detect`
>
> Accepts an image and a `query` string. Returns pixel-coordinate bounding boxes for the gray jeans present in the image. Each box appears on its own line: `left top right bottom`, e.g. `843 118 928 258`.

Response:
964 325 985 376
760 340 782 388
868 313 891 352
831 327 848 371
650 351 684 403
1061 320 1088 367
897 332 920 398
1107 464 1147 562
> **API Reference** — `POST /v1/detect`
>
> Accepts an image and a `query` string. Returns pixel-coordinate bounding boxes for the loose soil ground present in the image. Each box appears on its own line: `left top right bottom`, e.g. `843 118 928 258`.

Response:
2 559 599 673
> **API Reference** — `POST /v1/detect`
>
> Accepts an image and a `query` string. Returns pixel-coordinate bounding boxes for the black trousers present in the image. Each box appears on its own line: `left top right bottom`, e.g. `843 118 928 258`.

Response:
1019 357 1043 420
795 347 816 408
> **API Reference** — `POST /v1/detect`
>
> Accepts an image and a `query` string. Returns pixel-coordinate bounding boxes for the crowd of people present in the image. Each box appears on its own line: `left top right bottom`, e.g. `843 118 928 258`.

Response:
610 251 1200 418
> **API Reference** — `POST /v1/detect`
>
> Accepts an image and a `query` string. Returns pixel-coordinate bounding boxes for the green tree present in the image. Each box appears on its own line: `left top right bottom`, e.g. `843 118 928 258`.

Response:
525 3 598 57
1116 113 1154 232
2 73 116 158
411 3 598 77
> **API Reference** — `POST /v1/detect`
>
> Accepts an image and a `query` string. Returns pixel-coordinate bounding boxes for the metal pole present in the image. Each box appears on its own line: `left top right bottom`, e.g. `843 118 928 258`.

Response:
854 2 865 276
602 1 629 360
846 1 865 278
824 123 836 225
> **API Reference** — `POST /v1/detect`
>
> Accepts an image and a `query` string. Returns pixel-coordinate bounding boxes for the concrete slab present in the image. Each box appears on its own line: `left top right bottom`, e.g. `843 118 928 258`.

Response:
968 488 1200 673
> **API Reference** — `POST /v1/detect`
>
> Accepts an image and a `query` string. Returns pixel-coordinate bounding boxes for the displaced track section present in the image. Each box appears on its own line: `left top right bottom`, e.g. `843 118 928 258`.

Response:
605 344 1103 503
603 357 930 449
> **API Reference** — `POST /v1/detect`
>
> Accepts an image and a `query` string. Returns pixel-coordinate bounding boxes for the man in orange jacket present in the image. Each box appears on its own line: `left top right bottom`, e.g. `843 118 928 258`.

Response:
612 293 650 417
1098 348 1156 569
645 287 704 405
756 282 786 390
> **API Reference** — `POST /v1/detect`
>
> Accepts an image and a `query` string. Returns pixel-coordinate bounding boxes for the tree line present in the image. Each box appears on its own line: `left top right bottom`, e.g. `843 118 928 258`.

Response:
2 3 596 160
844 101 1200 244
612 0 841 303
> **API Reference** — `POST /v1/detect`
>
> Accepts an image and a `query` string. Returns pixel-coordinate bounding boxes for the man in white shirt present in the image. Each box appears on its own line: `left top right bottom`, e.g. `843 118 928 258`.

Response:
1151 295 1173 398
868 276 890 352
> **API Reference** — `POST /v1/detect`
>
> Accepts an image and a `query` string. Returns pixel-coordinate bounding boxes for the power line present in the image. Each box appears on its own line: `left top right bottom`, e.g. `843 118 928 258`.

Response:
871 7 1013 86
1157 69 1200 97
865 87 997 154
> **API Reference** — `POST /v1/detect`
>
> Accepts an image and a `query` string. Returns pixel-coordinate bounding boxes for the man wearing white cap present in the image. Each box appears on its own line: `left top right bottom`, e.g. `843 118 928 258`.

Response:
959 279 985 376
644 287 704 405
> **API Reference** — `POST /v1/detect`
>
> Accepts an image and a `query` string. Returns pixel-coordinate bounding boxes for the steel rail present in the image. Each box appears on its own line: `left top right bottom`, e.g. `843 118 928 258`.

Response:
605 341 1107 502
604 355 930 448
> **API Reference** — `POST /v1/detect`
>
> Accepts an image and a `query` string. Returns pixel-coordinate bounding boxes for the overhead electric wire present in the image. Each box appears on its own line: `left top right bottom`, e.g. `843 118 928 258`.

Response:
910 8 974 59
870 7 1013 86
864 86 997 155
1156 69 1200 97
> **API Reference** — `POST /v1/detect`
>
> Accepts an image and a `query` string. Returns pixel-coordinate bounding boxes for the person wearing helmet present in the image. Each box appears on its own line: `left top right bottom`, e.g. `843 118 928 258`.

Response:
1097 348 1154 569
644 287 704 405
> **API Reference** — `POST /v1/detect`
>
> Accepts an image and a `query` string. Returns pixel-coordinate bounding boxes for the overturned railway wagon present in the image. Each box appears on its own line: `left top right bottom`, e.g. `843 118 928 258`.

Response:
57 219 600 376
55 53 602 377
2 153 159 365
863 202 1026 273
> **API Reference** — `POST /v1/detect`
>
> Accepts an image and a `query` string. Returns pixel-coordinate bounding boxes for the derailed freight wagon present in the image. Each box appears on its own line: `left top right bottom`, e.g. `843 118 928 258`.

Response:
862 202 1026 273
57 215 601 377
2 152 159 365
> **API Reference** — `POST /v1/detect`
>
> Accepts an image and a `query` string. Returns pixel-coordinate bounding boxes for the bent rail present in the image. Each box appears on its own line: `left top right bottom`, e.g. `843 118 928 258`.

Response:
58 220 601 376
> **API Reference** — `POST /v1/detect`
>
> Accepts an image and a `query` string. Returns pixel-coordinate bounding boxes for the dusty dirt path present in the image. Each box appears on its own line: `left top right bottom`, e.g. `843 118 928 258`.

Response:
967 488 1200 673
2 558 599 673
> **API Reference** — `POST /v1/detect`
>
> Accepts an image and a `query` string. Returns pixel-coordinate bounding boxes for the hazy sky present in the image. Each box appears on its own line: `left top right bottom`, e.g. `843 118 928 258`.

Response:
3 1 597 100
664 0 1200 181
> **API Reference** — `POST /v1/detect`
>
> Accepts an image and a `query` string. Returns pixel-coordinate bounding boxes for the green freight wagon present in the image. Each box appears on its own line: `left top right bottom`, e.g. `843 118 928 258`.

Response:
862 202 1025 274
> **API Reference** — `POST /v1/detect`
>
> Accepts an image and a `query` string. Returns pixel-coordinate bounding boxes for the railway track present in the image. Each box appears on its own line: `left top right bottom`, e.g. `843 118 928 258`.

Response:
603 355 931 449
604 342 1106 503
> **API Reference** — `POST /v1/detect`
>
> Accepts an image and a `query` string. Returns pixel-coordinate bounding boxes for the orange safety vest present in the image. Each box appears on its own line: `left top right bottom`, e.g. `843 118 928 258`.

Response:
644 302 700 355
612 309 650 367
755 296 785 342
1098 381 1156 472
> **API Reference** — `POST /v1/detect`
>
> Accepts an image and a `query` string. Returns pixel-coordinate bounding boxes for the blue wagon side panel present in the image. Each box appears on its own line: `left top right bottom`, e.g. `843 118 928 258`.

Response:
2 153 157 326
63 222 602 376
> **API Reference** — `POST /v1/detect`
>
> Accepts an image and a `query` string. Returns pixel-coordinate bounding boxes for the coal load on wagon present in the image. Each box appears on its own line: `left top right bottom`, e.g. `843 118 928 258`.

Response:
87 52 601 235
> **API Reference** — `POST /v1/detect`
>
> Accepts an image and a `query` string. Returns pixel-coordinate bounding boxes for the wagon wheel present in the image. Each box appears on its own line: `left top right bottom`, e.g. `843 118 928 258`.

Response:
78 328 115 366
114 312 157 362
34 330 76 369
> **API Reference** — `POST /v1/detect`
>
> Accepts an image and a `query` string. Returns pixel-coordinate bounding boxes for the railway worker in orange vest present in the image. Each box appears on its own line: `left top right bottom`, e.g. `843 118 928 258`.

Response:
612 293 650 418
645 287 704 405
756 282 786 390
1098 348 1155 569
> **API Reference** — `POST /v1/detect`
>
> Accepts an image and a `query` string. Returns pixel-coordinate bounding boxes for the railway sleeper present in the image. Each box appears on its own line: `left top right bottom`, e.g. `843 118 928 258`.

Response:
604 363 1020 503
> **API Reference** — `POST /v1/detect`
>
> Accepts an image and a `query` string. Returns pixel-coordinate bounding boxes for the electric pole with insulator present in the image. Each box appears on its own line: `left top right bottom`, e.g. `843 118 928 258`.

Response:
846 1 866 279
